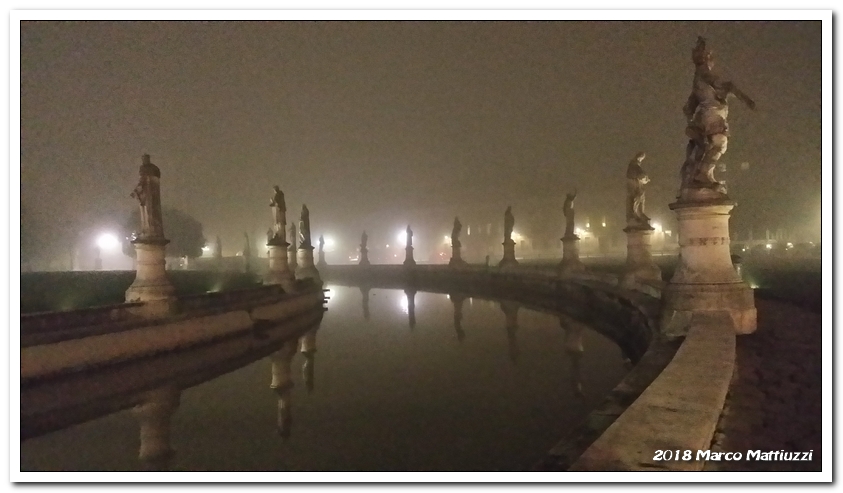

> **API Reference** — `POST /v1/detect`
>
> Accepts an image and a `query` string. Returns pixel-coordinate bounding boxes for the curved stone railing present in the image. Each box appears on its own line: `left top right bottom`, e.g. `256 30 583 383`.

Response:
323 263 737 472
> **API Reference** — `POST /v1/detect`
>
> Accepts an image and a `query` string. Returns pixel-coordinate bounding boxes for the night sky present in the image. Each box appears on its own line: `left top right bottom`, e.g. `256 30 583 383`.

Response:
20 20 822 258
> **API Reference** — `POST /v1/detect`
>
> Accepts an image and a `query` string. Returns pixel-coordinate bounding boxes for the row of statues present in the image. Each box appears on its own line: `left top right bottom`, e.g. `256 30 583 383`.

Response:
268 186 312 249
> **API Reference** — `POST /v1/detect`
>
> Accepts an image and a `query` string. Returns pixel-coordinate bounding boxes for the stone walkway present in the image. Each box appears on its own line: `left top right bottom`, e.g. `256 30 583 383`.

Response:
705 298 823 471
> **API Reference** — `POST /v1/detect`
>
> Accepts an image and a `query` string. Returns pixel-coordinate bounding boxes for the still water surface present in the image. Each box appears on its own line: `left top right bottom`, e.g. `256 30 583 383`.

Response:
21 285 630 471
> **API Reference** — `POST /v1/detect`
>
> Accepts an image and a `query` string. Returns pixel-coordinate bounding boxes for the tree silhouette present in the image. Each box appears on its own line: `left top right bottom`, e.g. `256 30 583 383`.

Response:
121 207 207 259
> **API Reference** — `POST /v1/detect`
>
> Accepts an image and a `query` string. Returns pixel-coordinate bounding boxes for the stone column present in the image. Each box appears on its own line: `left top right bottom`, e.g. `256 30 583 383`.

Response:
619 226 662 288
500 300 520 364
558 234 585 275
266 239 296 292
661 199 756 337
132 385 180 466
359 246 371 266
270 340 297 439
126 155 175 306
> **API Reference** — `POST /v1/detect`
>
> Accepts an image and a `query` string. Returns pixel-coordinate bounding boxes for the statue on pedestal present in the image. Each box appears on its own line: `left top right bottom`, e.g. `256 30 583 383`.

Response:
318 235 325 254
451 217 462 247
563 190 577 238
360 231 368 250
406 225 414 248
626 152 652 228
680 36 755 196
269 185 286 238
130 154 165 240
504 206 514 241
299 205 311 248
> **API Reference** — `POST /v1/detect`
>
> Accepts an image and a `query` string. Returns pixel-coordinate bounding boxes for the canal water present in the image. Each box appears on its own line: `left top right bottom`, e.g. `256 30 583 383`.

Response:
20 285 630 472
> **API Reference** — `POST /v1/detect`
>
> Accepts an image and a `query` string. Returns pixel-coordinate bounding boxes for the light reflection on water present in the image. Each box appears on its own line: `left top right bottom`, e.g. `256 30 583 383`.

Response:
21 285 630 472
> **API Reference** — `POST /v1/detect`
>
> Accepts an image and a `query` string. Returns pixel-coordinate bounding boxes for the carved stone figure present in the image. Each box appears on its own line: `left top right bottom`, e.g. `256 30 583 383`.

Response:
406 225 413 248
269 185 286 235
360 231 368 249
299 205 311 248
318 235 325 253
563 190 577 238
626 152 651 227
243 232 251 258
681 36 755 194
451 217 462 247
130 154 165 240
288 223 297 250
503 206 514 241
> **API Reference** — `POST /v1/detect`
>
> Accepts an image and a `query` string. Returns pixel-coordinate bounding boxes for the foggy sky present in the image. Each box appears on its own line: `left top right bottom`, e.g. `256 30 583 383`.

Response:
20 20 823 256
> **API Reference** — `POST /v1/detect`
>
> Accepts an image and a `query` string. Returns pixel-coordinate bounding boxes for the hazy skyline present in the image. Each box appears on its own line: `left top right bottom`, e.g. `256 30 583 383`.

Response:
19 19 823 260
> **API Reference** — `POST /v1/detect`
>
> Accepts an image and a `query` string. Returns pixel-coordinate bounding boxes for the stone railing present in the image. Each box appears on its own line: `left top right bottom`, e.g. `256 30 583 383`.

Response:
323 263 736 472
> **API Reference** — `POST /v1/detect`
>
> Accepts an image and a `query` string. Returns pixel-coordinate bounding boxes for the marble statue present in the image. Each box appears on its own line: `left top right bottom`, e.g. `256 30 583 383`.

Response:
504 206 514 241
299 205 311 248
681 36 755 194
243 232 251 258
214 236 222 259
130 154 165 239
318 235 325 253
451 217 462 247
289 223 297 249
269 185 286 235
406 225 413 248
563 190 577 237
360 231 368 249
626 152 651 227
266 228 274 245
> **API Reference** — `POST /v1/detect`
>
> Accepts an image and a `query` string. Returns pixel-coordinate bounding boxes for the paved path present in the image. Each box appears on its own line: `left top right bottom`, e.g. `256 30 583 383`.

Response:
705 298 823 471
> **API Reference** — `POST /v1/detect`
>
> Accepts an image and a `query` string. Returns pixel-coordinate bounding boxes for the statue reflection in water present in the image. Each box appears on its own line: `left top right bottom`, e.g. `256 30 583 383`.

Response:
449 293 467 342
359 285 371 321
270 339 298 439
559 314 585 398
499 300 520 364
404 289 417 329
299 327 317 393
132 384 181 471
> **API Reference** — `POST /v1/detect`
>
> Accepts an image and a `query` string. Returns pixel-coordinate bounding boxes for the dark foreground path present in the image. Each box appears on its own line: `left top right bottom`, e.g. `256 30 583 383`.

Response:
705 298 823 471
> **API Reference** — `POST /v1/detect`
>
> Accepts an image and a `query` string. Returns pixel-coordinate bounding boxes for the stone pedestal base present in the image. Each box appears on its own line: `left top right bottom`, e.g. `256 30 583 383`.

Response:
287 246 298 271
498 239 519 268
619 228 661 288
317 251 327 267
660 199 756 337
449 244 468 267
265 242 296 292
295 246 321 283
126 239 175 303
359 248 370 266
403 246 416 266
558 235 585 275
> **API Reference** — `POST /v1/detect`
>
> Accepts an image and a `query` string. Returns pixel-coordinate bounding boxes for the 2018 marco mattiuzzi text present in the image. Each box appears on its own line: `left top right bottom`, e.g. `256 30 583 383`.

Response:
653 450 815 462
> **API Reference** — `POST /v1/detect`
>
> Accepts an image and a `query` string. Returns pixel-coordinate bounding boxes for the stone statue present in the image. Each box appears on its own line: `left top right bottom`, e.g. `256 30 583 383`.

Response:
626 152 651 227
563 190 577 238
451 217 462 247
681 36 755 194
318 235 325 253
503 206 514 241
243 232 251 258
130 154 165 240
269 185 286 235
214 236 222 260
406 225 413 248
299 205 311 248
360 231 368 249
266 228 274 245
288 223 297 250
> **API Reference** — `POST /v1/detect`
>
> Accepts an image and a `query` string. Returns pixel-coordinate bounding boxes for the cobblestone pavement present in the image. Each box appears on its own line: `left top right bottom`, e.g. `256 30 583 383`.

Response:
705 298 823 471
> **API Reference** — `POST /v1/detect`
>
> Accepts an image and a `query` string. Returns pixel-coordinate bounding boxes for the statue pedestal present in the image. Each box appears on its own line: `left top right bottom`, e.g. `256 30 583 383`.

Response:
317 250 327 267
498 239 519 268
125 238 175 303
558 235 585 275
265 241 296 292
449 244 468 267
295 245 322 283
619 227 662 288
403 246 416 266
661 199 756 338
132 386 180 463
359 247 370 266
287 243 298 271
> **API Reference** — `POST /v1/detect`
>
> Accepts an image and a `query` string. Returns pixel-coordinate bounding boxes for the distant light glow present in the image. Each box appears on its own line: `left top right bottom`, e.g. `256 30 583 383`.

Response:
397 230 407 246
323 236 336 249
766 243 772 250
444 235 450 244
653 222 662 232
399 294 408 314
96 233 118 250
